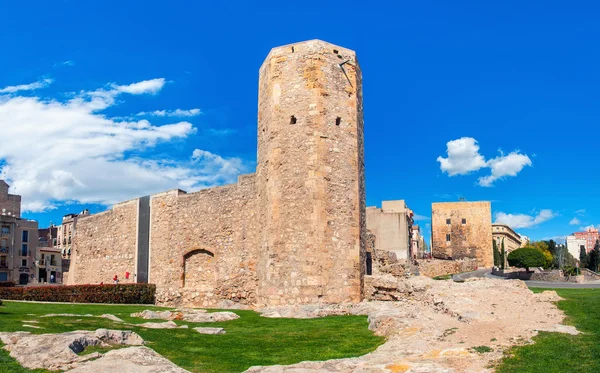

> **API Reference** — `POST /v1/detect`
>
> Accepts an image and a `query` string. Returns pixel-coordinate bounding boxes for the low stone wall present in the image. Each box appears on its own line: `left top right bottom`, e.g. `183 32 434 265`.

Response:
492 268 585 283
582 268 600 281
415 258 478 278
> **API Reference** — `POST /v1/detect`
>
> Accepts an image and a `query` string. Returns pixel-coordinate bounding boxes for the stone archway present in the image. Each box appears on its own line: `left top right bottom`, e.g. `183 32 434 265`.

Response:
182 249 216 293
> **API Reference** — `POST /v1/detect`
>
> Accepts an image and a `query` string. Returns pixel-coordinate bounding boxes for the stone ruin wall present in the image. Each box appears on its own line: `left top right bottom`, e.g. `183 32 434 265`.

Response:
431 202 493 268
149 174 258 307
415 258 479 278
70 200 138 285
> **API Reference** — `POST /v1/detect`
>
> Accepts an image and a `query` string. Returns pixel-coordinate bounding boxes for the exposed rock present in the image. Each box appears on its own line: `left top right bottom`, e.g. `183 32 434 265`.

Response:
251 277 575 373
536 324 579 335
0 329 143 371
130 309 239 323
41 313 124 323
533 290 563 302
100 314 125 323
67 346 191 373
194 327 226 335
137 321 179 329
22 325 42 329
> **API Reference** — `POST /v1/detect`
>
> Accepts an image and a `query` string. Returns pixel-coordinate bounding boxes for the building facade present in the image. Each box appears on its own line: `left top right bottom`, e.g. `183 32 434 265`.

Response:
574 228 599 252
57 209 89 258
566 235 587 260
0 181 38 284
70 40 366 308
411 224 422 259
431 201 493 267
366 200 414 261
519 235 530 248
492 224 522 267
37 226 61 283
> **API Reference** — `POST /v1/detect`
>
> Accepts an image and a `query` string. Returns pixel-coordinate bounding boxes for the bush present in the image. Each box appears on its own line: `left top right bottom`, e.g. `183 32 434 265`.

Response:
0 283 155 304
508 248 547 272
0 281 15 287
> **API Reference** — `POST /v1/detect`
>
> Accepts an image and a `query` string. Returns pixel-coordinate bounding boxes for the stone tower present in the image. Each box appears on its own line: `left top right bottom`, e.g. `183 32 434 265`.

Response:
256 40 366 306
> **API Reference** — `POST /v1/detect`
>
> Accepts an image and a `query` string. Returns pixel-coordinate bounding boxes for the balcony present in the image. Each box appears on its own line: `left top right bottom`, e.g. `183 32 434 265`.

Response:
0 263 7 269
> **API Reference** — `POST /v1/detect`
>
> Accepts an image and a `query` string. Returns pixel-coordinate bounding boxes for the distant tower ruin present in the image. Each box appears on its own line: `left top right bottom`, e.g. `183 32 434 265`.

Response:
256 40 366 305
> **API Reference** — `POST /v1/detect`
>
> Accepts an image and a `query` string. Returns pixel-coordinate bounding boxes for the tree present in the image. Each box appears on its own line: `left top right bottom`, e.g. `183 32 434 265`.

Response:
507 248 547 272
500 238 506 270
580 245 588 267
493 240 500 267
588 240 600 273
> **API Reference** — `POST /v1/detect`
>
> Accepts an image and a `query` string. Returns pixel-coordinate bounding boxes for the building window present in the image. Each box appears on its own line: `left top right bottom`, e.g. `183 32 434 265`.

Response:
462 218 466 224
22 230 28 243
446 234 451 242
1 225 9 235
21 259 27 267
21 244 27 257
446 219 451 225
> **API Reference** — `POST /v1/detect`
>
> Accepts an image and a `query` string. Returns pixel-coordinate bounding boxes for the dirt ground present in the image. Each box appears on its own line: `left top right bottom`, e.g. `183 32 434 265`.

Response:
251 276 572 373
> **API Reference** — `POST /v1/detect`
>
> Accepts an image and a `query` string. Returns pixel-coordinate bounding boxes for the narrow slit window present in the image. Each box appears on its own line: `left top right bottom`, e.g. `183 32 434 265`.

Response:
446 218 451 225
335 117 341 126
462 218 466 224
290 115 297 124
291 46 294 53
446 234 451 242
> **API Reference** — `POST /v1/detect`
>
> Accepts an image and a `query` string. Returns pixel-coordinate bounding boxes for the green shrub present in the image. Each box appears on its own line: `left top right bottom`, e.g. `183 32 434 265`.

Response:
0 283 155 304
507 248 547 272
563 266 578 276
0 281 15 287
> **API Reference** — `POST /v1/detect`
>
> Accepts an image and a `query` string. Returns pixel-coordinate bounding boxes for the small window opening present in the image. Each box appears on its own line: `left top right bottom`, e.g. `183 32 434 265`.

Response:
333 49 339 54
446 234 451 242
446 218 451 225
366 252 372 275
290 115 297 124
291 46 295 53
462 218 466 224
335 117 342 126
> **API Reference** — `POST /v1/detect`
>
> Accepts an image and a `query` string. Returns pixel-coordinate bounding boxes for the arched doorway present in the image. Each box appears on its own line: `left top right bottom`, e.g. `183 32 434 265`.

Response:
182 249 216 292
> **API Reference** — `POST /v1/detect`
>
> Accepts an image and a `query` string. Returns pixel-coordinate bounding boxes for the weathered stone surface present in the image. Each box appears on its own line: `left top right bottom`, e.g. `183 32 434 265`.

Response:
131 309 239 323
41 313 125 323
101 314 125 323
137 321 179 329
431 202 493 267
22 324 42 329
533 290 563 302
131 310 184 320
183 311 239 323
194 327 225 335
0 329 143 371
70 40 366 308
252 277 574 373
415 258 478 278
67 346 191 373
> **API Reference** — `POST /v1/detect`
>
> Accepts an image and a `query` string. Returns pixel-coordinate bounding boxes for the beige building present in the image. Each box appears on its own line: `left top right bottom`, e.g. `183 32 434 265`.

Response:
57 209 89 258
492 224 522 267
431 201 493 267
0 181 38 284
366 200 414 261
37 226 61 283
70 40 366 308
519 235 530 247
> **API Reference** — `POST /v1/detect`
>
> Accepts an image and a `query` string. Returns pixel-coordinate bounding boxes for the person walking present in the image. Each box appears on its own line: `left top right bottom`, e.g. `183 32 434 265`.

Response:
113 275 119 284
50 274 55 284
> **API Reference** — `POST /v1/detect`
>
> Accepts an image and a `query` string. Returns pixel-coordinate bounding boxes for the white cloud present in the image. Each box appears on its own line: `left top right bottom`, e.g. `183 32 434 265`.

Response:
54 60 75 67
478 151 532 187
576 209 586 216
413 214 430 221
437 137 532 186
494 209 556 229
137 108 201 117
579 225 600 231
437 137 487 176
570 217 581 225
0 78 53 93
113 78 166 95
0 78 248 212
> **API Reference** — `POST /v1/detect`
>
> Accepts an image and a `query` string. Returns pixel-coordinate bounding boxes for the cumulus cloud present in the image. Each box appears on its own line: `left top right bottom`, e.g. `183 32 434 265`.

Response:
570 217 581 225
579 225 600 231
478 151 532 187
137 108 201 117
0 78 53 93
437 137 531 186
0 78 247 212
437 137 487 176
413 214 430 221
494 209 556 229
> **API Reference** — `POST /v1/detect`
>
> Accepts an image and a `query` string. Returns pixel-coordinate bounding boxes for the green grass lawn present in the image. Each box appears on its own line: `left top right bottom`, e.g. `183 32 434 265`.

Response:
497 288 600 373
0 301 384 373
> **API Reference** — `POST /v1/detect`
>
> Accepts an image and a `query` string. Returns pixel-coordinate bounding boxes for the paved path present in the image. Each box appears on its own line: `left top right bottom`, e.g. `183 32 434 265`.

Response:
453 268 600 289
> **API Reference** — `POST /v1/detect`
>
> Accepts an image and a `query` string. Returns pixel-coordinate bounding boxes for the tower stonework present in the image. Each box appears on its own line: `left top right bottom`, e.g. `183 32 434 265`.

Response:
69 40 366 308
256 40 366 306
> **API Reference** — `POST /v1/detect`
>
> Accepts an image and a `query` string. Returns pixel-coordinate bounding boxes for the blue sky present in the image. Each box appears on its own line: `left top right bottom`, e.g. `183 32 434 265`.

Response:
1 1 598 245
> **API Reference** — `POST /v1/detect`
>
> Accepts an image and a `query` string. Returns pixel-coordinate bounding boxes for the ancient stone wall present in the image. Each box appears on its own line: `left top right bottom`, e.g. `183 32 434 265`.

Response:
255 40 365 306
0 181 21 218
431 201 493 267
71 200 138 285
149 174 258 307
415 258 478 278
